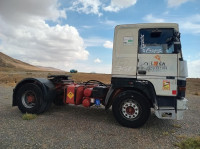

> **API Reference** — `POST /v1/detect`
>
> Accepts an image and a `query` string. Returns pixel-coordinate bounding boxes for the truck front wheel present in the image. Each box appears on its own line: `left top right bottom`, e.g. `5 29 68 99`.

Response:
112 90 150 128
16 83 47 114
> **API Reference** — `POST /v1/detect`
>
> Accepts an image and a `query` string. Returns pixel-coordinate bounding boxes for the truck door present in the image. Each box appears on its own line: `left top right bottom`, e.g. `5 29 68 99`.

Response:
137 28 178 96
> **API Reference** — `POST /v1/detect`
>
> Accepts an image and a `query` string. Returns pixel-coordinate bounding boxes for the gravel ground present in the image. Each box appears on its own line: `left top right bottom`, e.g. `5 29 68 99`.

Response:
0 84 200 149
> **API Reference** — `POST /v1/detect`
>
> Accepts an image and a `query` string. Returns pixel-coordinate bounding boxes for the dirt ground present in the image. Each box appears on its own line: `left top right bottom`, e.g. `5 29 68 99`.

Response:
0 71 111 86
0 71 200 149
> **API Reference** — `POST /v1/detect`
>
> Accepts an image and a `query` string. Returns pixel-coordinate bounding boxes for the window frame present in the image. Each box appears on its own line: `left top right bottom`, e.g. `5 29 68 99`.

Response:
138 28 176 54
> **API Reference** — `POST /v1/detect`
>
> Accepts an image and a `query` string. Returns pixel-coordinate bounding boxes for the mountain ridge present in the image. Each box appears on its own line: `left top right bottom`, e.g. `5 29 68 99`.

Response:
0 52 63 71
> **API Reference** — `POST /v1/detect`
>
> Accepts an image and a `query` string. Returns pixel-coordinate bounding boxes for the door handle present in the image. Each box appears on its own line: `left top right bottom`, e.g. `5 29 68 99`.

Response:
138 70 146 75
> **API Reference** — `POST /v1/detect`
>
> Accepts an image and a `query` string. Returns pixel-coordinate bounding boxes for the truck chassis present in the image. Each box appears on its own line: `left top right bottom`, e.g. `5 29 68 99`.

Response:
13 75 154 128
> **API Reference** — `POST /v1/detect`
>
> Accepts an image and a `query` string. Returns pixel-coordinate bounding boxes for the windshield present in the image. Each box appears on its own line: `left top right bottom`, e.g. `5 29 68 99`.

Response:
139 28 175 54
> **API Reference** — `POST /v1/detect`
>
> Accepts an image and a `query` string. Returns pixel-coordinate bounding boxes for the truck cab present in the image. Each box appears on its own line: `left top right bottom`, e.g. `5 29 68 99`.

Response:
111 23 188 124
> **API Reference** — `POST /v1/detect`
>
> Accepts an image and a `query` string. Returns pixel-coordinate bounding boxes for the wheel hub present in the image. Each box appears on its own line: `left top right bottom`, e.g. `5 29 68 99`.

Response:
27 95 35 103
121 100 139 119
126 106 135 115
22 91 36 108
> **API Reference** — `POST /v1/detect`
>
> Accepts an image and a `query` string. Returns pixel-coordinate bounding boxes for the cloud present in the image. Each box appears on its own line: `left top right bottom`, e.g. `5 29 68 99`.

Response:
181 22 200 34
143 13 200 34
100 19 119 28
94 58 102 63
84 37 107 47
69 0 137 15
0 0 66 24
103 41 113 49
103 0 137 12
69 0 102 16
0 0 89 71
167 0 193 8
81 25 94 29
143 14 165 23
188 59 200 78
179 14 200 34
73 62 111 73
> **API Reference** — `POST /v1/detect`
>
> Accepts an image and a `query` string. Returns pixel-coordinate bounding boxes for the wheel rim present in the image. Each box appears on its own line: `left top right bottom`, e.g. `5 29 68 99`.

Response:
21 91 37 108
121 99 140 120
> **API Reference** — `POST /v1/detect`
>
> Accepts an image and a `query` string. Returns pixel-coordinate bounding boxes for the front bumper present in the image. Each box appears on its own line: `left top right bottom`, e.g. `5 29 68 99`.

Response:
176 98 188 120
155 98 188 120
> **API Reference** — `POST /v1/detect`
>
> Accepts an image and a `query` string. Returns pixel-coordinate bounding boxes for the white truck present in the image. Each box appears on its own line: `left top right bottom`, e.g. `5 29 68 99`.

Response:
13 23 188 128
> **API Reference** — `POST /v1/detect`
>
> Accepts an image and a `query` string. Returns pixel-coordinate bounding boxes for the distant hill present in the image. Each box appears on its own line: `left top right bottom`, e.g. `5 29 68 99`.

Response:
0 52 62 71
36 66 63 72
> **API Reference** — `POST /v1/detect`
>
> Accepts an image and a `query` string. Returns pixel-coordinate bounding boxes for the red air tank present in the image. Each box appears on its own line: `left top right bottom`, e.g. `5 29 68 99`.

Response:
84 88 93 97
82 98 91 107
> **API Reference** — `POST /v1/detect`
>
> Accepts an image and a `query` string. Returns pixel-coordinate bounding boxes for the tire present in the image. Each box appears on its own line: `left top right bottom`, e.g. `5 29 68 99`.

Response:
16 83 49 114
112 90 150 128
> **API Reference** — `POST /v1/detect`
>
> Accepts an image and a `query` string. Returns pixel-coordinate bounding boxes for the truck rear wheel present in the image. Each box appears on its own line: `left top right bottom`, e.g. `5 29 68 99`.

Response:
112 90 150 128
16 83 49 114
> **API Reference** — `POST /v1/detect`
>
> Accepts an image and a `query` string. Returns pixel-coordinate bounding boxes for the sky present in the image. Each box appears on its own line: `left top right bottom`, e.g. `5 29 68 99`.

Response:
0 0 199 77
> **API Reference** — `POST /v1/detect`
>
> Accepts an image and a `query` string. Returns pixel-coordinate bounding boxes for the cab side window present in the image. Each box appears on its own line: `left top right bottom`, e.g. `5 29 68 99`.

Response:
139 29 175 54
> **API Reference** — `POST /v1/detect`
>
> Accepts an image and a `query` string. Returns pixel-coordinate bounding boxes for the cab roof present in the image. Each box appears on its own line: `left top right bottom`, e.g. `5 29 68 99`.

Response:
115 23 179 31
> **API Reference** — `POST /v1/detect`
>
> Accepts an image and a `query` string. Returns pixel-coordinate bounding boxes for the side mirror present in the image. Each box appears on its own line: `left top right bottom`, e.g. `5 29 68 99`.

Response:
174 42 181 53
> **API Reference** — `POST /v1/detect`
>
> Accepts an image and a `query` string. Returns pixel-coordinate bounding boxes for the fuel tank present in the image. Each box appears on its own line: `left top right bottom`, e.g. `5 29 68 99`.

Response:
65 85 84 105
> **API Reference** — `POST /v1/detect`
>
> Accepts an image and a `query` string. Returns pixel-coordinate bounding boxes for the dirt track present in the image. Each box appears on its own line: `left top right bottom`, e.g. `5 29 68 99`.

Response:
0 83 200 149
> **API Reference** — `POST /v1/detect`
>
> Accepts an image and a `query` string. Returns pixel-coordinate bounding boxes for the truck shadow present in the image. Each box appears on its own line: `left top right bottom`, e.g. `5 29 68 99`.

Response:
46 104 177 131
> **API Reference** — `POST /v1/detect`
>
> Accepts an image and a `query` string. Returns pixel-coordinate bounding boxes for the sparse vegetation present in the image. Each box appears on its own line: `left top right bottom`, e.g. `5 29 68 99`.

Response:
173 124 182 128
162 131 169 136
170 130 176 133
194 91 200 96
176 135 187 139
22 113 37 120
26 72 32 75
175 136 200 149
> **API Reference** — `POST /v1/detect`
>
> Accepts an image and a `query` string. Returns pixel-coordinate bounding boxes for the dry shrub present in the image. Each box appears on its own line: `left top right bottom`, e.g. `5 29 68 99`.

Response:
173 124 182 128
175 136 200 149
194 91 200 96
22 113 37 120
